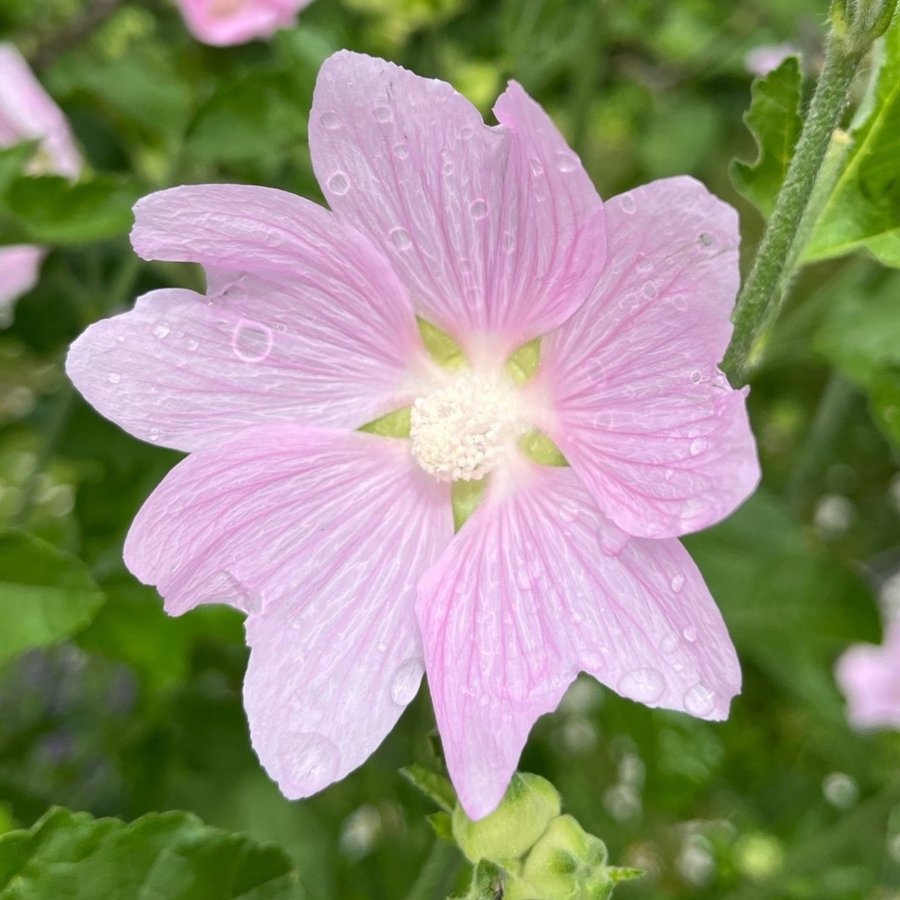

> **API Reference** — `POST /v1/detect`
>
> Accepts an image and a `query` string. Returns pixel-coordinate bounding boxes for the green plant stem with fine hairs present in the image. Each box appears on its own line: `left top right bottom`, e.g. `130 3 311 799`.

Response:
722 28 865 386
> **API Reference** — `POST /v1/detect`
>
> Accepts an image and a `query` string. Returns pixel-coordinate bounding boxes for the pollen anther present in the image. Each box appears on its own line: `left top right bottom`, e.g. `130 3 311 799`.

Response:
410 374 524 482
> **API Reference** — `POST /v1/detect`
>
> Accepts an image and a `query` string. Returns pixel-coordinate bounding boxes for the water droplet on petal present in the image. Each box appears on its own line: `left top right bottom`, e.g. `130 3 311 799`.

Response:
529 156 544 176
516 568 533 590
327 172 350 195
502 231 515 253
682 626 698 642
279 732 340 794
376 642 387 653
619 668 665 703
390 658 424 706
469 198 489 220
669 294 688 311
389 227 412 251
636 254 652 274
555 151 580 172
372 105 392 123
459 125 474 140
320 111 341 130
618 194 637 215
152 320 171 339
683 683 716 717
558 501 579 523
442 160 455 176
185 337 199 351
659 632 679 654
670 573 685 592
642 281 659 299
392 142 409 160
107 372 121 384
690 370 703 385
689 438 707 456
232 319 274 362
598 527 629 556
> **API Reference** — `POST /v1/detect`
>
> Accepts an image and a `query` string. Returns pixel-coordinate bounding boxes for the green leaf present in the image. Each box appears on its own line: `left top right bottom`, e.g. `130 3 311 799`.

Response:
0 144 35 196
684 490 879 719
0 807 302 899
731 56 803 218
868 366 900 444
447 859 505 900
0 175 143 244
0 531 105 665
186 68 312 164
400 765 457 812
805 19 900 265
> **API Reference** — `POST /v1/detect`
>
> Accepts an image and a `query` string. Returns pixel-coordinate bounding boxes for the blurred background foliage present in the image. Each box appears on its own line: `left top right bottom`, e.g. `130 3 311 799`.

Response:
0 0 899 897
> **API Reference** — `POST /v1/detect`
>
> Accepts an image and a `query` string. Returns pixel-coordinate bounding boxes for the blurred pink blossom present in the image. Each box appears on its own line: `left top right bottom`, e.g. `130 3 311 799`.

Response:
745 43 799 77
0 43 80 325
175 0 313 46
836 620 900 730
67 52 759 818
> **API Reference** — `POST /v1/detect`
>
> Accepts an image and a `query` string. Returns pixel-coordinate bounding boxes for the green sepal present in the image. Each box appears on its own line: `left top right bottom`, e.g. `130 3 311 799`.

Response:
506 337 541 384
419 317 467 369
400 764 457 812
447 859 506 900
428 812 455 842
607 867 644 883
519 430 568 467
359 406 411 438
452 478 489 531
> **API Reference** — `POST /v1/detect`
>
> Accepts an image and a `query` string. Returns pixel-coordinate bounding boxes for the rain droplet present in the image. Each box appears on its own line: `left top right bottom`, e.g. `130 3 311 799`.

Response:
469 199 489 220
459 125 474 140
683 683 716 717
389 227 412 251
682 626 698 642
642 281 659 299
376 642 387 653
690 370 703 385
689 438 707 457
392 142 409 160
279 732 340 794
185 337 199 351
529 157 544 176
327 172 350 195
618 194 637 215
555 151 579 172
320 111 341 130
502 231 515 253
619 668 665 703
636 254 652 273
232 319 274 362
442 160 455 176
669 294 688 311
390 658 424 705
558 501 579 523
152 320 171 339
659 632 679 654
670 573 685 592
107 372 121 384
372 105 392 123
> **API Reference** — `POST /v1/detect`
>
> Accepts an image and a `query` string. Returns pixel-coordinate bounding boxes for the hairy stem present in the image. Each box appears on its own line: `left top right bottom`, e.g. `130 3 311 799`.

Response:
722 29 864 386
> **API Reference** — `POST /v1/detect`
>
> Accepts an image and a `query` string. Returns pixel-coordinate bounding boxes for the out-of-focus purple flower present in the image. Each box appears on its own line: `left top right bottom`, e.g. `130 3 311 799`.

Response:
67 52 760 819
836 620 900 730
745 43 800 77
0 43 80 325
174 0 314 46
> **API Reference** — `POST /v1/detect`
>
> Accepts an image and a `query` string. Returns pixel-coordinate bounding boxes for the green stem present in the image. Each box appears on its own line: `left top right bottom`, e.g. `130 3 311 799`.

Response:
722 28 864 386
404 840 461 900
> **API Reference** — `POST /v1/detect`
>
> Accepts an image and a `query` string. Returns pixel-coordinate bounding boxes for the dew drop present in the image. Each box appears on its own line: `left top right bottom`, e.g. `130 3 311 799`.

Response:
683 682 716 717
618 194 637 215
642 281 659 299
659 632 679 654
689 438 707 457
376 642 387 653
670 573 685 592
185 337 199 352
555 151 580 173
558 501 579 523
232 319 274 362
636 254 652 273
279 732 340 794
528 156 544 176
372 105 392 123
516 568 533 590
682 626 698 642
669 294 688 311
598 527 629 556
690 370 703 385
459 125 474 140
389 226 412 251
392 142 409 160
320 111 341 130
442 160 455 176
107 372 121 384
619 668 665 703
390 658 424 706
502 231 515 253
327 172 350 195
152 320 171 339
469 198 489 220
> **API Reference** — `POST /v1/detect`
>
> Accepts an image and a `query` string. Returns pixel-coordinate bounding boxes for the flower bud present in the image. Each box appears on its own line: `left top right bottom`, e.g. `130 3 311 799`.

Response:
451 773 561 865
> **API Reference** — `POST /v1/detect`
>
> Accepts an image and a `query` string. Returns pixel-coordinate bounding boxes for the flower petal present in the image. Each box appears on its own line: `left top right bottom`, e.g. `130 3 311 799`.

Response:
534 176 759 538
309 52 606 358
417 461 739 819
836 622 900 730
72 186 428 451
125 425 453 796
0 245 44 324
175 0 310 47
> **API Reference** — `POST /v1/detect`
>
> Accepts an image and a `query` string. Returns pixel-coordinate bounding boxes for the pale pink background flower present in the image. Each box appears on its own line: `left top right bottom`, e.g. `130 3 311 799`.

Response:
745 43 799 77
175 0 313 46
836 619 900 730
67 51 759 819
0 43 80 325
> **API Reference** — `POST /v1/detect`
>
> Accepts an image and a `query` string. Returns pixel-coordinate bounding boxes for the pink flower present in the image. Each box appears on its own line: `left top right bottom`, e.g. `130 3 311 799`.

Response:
0 43 80 325
744 43 799 78
836 619 900 730
174 0 313 46
66 52 759 818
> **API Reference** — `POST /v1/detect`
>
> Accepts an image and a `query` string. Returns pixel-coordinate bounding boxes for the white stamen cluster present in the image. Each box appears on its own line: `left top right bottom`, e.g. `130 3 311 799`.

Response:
410 373 524 482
